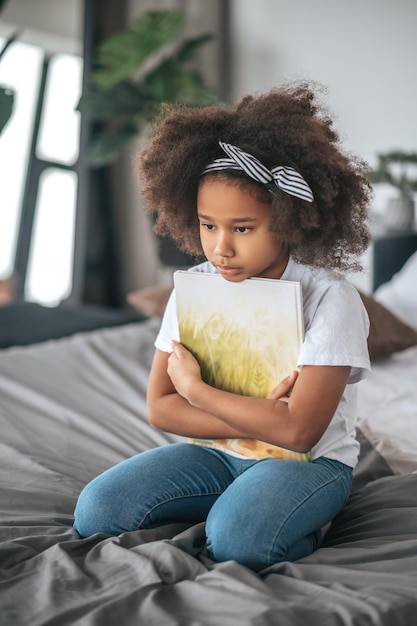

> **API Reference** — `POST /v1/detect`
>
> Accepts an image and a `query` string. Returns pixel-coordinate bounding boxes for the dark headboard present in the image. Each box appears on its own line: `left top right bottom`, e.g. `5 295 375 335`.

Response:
373 231 417 291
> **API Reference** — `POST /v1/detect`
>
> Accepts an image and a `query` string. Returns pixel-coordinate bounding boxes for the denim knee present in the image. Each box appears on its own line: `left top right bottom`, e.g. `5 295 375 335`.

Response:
73 479 114 537
206 522 266 571
206 501 322 572
74 443 236 537
205 457 351 571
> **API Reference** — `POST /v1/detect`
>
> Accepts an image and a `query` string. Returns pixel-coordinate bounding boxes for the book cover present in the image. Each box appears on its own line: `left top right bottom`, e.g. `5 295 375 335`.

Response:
174 270 310 461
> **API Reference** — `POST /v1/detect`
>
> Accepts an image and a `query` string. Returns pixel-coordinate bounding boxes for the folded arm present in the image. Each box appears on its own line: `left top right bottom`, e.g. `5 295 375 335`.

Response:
147 347 249 439
147 342 350 452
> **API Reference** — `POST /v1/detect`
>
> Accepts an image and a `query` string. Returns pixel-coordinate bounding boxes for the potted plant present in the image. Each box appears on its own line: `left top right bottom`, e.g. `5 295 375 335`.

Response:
370 151 417 231
77 9 216 168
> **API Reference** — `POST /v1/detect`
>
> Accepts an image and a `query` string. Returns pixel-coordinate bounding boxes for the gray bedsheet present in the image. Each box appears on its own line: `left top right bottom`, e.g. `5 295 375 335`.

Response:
1 320 416 625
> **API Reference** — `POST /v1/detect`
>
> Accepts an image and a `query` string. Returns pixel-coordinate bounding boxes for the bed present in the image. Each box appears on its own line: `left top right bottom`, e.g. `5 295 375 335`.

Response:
1 245 417 626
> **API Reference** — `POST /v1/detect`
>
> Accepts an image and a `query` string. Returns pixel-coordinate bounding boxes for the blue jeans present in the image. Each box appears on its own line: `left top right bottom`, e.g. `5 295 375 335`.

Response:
74 443 352 571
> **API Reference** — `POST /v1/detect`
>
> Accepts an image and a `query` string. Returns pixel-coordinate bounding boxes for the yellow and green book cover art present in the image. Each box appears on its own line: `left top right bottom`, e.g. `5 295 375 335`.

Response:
174 271 310 461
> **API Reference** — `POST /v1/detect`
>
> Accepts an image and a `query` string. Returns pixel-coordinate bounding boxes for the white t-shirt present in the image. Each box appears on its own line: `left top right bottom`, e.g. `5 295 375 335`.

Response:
155 257 370 467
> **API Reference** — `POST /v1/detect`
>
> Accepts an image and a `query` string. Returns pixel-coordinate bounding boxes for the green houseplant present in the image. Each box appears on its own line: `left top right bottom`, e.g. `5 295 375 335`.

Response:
77 9 216 167
370 151 417 231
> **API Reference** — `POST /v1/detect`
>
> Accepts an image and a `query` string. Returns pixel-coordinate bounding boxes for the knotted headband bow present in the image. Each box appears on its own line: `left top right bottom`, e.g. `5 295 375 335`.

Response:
203 141 314 203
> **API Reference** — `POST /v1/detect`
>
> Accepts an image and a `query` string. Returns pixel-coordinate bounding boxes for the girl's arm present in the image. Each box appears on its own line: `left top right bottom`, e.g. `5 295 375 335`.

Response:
147 347 297 440
166 342 350 453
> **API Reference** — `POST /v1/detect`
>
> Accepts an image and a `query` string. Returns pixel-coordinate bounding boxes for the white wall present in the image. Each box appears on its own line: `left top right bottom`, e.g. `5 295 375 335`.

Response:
230 0 417 293
230 0 417 167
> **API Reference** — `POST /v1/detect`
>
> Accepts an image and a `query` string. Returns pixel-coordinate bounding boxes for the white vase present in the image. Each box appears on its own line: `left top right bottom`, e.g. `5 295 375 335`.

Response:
383 193 415 232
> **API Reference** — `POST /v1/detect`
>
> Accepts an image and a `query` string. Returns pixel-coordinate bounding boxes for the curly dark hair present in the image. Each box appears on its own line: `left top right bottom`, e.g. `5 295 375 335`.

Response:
137 82 371 271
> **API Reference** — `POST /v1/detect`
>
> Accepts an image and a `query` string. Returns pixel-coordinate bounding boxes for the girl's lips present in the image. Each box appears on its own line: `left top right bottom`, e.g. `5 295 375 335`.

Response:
216 265 242 276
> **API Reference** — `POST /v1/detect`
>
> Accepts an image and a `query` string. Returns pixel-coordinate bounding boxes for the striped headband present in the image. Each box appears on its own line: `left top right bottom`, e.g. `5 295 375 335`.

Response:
202 141 314 203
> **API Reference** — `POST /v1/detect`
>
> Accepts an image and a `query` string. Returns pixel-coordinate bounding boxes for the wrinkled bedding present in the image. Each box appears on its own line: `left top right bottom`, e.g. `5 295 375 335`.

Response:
357 344 417 475
1 319 417 626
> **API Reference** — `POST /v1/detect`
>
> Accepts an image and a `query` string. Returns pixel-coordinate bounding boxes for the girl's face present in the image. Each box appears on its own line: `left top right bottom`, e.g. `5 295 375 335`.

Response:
197 179 289 282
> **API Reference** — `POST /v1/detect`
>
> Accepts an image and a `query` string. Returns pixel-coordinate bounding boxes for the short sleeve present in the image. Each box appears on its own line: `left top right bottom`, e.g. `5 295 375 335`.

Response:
298 283 370 383
154 288 179 353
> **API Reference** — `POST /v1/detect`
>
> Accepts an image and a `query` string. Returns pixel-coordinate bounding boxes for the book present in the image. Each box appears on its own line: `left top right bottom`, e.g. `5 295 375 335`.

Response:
174 270 310 461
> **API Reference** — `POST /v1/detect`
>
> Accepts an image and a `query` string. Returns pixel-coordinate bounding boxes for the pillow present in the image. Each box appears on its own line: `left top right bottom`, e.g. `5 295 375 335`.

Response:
359 291 417 359
127 285 172 318
374 250 417 330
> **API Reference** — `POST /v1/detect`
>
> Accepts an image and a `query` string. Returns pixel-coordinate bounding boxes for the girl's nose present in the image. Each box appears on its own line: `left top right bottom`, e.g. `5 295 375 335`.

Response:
214 232 234 257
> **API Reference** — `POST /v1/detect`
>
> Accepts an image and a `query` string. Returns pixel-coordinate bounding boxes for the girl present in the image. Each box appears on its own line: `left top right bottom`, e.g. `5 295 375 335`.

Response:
74 82 371 572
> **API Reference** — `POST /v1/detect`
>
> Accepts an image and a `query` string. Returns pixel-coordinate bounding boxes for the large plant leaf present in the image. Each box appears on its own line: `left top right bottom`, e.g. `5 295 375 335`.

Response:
142 34 216 104
77 81 155 122
93 10 184 89
175 34 214 63
87 123 139 167
0 85 14 133
144 59 214 105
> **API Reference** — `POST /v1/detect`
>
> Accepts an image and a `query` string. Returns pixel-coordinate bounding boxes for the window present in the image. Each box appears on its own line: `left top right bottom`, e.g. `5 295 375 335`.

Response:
0 38 82 306
0 40 42 282
25 168 77 304
37 53 82 165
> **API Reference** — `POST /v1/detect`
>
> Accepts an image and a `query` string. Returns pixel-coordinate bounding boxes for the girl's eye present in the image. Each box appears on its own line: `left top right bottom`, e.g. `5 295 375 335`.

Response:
202 223 216 231
235 226 251 234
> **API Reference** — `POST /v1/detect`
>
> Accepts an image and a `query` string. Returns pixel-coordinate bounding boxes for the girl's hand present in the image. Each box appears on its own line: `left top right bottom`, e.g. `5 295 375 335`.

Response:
167 341 202 400
267 370 298 403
